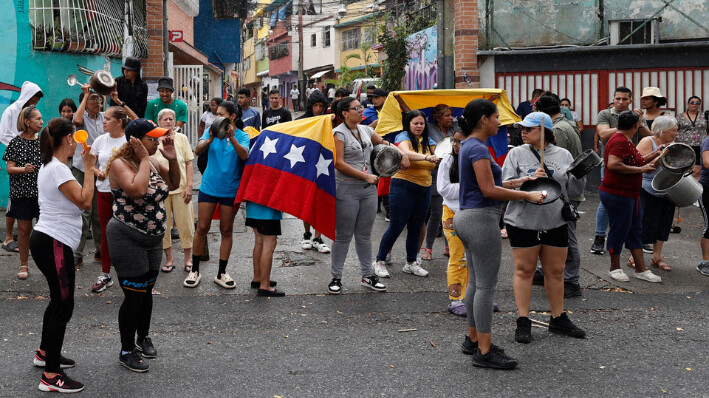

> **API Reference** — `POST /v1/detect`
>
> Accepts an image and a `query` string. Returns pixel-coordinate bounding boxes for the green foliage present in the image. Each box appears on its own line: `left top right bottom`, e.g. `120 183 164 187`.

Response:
337 64 365 89
377 22 411 92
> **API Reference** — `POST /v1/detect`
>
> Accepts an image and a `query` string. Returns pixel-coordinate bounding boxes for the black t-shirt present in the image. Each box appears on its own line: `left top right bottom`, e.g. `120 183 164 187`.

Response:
262 107 292 128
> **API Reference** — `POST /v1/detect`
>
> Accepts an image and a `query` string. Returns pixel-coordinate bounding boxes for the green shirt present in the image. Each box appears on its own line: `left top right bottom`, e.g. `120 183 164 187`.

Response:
597 107 646 145
144 97 188 124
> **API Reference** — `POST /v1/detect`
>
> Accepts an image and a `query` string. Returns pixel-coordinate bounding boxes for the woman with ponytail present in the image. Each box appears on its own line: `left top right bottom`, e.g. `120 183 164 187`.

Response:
4 106 43 279
31 117 96 392
453 99 545 370
186 101 250 289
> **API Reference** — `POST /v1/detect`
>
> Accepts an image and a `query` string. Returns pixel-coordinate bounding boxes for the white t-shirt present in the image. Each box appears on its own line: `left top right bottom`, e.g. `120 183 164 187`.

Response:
290 89 300 100
201 111 217 134
328 88 335 99
91 133 127 192
34 158 83 251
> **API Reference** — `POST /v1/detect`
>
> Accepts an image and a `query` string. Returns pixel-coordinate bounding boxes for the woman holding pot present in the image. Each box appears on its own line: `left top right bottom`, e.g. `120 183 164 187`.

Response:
453 100 545 370
600 110 663 284
153 108 195 273
501 112 586 344
627 116 678 272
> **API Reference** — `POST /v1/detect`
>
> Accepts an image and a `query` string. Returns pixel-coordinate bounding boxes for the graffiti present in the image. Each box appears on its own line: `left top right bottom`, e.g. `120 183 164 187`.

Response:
404 26 437 91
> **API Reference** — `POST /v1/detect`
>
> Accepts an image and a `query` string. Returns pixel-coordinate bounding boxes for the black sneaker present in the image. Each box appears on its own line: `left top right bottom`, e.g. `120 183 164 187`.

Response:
642 244 653 254
328 278 342 295
119 350 149 372
361 275 386 292
515 316 532 344
591 236 605 255
563 281 582 298
136 337 157 358
532 268 544 286
471 348 518 369
549 312 586 339
33 350 75 369
38 371 84 393
461 336 505 356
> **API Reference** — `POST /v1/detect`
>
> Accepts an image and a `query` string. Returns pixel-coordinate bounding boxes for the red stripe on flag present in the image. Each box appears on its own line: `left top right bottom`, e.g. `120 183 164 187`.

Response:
236 164 336 240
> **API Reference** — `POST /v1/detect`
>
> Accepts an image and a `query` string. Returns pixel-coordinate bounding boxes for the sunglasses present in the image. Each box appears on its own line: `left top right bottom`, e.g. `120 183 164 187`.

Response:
521 126 539 132
689 101 702 105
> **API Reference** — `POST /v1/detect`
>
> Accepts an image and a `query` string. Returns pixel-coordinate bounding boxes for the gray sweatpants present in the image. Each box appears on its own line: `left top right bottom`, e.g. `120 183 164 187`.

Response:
454 207 502 334
564 200 581 283
331 183 378 278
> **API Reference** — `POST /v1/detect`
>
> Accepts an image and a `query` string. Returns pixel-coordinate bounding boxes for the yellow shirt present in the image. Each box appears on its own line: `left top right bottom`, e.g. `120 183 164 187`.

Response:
392 133 436 187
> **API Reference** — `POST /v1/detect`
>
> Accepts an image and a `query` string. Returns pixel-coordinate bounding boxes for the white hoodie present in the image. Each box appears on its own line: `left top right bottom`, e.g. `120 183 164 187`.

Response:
0 82 42 146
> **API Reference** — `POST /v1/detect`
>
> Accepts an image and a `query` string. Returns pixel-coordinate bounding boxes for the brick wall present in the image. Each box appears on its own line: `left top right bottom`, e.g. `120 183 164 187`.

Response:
144 0 165 80
454 0 479 88
167 0 195 45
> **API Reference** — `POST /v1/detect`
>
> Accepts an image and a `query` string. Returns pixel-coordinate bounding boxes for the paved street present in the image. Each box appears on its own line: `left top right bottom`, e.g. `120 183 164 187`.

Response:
1 191 708 397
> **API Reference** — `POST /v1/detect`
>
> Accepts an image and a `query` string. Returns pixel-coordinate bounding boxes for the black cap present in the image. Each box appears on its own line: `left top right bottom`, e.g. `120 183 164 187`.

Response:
157 77 174 91
372 88 389 98
122 57 141 71
125 119 169 141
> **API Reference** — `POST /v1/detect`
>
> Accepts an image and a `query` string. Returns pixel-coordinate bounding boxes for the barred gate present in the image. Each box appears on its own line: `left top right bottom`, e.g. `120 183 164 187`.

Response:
172 65 204 145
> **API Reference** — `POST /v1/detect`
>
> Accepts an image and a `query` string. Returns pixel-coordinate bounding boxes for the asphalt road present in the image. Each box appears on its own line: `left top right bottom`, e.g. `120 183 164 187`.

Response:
1 191 708 397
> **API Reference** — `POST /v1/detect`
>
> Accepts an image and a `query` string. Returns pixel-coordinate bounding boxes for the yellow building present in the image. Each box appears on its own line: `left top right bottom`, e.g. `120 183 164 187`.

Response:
334 1 383 77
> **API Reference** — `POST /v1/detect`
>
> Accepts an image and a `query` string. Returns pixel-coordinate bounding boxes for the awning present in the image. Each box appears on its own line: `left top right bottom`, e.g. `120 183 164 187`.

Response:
333 12 382 29
257 70 270 77
309 70 329 79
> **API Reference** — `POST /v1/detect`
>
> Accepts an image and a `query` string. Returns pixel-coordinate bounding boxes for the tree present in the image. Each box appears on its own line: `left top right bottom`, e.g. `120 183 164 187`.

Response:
343 42 378 79
377 21 411 91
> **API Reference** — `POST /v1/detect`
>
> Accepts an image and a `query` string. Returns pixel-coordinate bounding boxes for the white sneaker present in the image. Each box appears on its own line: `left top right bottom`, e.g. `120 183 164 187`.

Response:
214 273 236 289
403 261 429 277
312 238 331 253
634 270 661 283
609 269 629 282
301 239 313 250
373 260 390 278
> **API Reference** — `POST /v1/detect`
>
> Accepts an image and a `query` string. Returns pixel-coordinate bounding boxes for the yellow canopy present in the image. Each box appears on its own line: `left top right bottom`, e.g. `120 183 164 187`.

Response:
374 89 521 136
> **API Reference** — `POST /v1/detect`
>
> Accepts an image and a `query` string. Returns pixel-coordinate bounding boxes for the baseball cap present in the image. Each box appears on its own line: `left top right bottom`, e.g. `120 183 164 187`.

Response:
125 119 168 141
515 112 553 129
372 88 389 98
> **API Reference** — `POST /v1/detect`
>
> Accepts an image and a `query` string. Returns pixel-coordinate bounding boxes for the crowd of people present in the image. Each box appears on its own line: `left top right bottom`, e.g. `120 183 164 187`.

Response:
2 54 709 390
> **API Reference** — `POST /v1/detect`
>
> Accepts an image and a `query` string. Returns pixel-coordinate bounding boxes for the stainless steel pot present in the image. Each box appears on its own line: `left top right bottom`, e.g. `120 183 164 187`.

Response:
89 70 116 95
651 168 703 207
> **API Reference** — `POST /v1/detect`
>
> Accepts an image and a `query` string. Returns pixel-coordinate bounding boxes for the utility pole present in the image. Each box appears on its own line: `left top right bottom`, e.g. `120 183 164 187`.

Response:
298 0 305 111
436 0 454 89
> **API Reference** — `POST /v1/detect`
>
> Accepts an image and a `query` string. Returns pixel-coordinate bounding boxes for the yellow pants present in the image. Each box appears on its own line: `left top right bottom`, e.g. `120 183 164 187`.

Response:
162 193 195 250
442 205 468 300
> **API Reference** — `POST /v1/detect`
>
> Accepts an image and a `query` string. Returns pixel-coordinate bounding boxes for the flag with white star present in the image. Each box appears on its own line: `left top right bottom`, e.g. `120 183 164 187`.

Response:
235 115 336 239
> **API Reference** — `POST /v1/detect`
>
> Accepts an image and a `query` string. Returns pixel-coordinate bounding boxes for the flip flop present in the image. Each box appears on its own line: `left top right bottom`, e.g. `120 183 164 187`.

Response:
184 264 192 272
161 264 175 273
3 241 19 253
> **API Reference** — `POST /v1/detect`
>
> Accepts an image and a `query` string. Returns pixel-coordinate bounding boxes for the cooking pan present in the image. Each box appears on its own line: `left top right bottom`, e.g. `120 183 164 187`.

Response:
210 117 231 140
370 144 402 177
89 70 116 95
659 143 695 175
566 149 603 179
520 177 561 205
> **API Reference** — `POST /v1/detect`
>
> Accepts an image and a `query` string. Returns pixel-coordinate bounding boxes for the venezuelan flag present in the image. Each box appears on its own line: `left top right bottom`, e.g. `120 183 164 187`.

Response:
235 115 336 240
375 89 521 161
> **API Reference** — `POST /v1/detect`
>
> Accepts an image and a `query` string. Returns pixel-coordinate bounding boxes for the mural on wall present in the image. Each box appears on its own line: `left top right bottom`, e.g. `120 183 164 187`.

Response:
404 26 437 91
1 2 122 119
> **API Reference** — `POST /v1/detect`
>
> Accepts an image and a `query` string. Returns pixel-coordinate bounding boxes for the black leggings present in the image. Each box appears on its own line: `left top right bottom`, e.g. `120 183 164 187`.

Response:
30 231 75 373
117 270 159 351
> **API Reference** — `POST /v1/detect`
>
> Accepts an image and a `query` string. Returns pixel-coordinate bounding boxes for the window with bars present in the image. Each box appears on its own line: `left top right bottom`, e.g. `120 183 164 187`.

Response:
255 42 266 60
311 33 317 48
342 28 360 51
269 41 290 60
323 28 330 47
28 0 148 59
243 55 251 70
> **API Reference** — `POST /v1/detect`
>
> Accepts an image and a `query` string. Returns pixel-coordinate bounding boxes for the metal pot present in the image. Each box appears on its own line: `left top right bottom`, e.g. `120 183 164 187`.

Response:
659 143 695 175
210 117 230 139
651 168 703 207
89 70 116 95
566 149 603 179
370 144 401 177
520 177 562 205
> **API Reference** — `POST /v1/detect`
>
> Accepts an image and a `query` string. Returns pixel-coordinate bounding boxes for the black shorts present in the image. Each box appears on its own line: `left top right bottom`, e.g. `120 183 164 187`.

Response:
505 223 568 248
245 218 281 236
693 145 701 166
198 191 236 207
6 197 39 220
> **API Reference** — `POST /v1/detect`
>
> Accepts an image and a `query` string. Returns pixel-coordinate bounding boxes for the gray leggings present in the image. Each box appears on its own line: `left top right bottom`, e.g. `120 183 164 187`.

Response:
423 192 446 250
453 207 502 334
331 183 378 278
106 218 163 278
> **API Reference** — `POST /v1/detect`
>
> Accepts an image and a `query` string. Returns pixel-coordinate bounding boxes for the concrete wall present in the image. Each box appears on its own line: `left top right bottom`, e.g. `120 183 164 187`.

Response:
480 0 709 49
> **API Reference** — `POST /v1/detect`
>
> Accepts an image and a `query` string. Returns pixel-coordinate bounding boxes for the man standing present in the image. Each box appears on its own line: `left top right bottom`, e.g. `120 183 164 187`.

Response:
144 77 187 127
362 88 388 127
516 88 543 119
262 90 292 128
290 84 301 112
109 57 148 118
360 85 376 108
238 88 261 129
535 93 585 297
0 81 42 252
591 86 651 255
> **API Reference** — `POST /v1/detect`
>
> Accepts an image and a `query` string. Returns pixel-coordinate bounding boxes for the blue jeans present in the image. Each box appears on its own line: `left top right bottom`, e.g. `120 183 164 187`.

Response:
595 167 609 237
599 190 642 255
376 179 431 263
